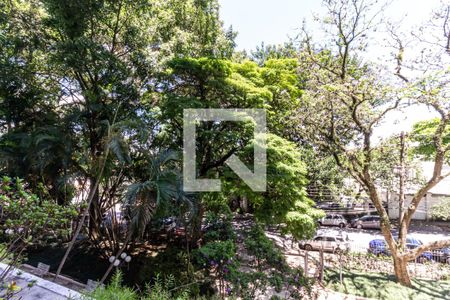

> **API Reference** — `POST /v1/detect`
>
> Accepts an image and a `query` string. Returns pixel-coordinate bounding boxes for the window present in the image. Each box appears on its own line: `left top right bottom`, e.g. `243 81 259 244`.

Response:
314 236 324 241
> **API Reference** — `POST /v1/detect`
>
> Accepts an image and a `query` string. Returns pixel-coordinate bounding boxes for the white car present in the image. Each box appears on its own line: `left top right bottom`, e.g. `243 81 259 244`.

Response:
318 214 348 228
299 234 350 253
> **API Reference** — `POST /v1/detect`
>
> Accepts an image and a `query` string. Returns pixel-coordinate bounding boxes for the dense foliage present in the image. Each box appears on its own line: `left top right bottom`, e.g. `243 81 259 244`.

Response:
3 0 448 296
0 176 76 286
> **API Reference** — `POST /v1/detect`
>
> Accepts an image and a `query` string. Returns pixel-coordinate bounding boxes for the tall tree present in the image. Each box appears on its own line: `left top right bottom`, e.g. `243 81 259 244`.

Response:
0 0 235 236
158 57 318 242
225 134 324 240
296 0 450 286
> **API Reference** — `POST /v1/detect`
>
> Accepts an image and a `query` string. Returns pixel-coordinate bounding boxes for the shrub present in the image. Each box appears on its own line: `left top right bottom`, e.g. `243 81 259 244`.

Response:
202 211 236 243
195 240 238 278
87 271 190 300
194 240 239 298
87 272 138 300
430 198 450 221
244 224 286 271
0 177 77 283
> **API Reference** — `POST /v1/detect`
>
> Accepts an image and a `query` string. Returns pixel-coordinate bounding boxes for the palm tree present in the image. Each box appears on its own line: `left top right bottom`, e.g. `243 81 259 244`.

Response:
98 150 194 284
0 125 79 204
124 150 194 239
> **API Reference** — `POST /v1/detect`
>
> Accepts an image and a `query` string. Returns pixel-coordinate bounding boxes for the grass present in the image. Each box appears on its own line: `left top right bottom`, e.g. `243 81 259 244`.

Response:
325 269 450 300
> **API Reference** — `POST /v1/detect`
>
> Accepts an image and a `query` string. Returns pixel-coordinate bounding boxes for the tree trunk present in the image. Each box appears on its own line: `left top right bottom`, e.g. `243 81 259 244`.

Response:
240 196 248 213
190 204 204 248
398 131 406 224
88 181 102 241
393 256 411 286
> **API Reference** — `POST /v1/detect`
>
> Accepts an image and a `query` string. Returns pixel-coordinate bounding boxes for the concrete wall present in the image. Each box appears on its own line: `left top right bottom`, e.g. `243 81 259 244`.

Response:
388 193 447 220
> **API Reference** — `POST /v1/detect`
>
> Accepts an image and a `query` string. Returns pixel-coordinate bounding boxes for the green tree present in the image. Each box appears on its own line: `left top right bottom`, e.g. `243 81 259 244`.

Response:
159 57 317 241
225 134 324 240
251 42 298 66
411 118 450 162
0 0 235 235
125 151 192 240
299 147 345 203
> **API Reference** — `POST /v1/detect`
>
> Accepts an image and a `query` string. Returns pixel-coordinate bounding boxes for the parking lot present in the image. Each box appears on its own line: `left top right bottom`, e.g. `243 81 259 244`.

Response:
316 225 450 254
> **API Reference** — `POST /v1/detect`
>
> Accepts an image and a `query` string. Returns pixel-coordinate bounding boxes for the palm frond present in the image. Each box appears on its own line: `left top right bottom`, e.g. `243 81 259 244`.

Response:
108 134 131 165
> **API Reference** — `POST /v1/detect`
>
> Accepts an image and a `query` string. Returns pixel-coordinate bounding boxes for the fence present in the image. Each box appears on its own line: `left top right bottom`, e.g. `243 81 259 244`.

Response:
299 243 450 282
265 230 450 282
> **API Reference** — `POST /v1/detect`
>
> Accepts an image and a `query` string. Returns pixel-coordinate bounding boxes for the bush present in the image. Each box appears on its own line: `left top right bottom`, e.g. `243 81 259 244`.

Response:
0 177 77 243
144 274 189 300
134 247 200 295
244 224 287 271
430 198 450 221
88 272 138 300
202 211 236 243
0 177 77 283
87 271 190 300
195 240 238 278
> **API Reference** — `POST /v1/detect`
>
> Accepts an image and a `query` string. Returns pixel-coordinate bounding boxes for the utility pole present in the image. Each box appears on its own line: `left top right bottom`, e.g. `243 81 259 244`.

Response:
399 131 406 224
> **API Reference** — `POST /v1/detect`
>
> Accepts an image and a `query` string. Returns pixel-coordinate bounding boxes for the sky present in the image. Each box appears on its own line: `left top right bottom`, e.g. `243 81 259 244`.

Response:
218 0 444 139
219 0 442 52
219 0 321 51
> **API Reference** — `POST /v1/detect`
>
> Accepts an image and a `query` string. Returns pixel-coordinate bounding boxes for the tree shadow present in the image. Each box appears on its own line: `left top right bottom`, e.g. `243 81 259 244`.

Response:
325 269 450 300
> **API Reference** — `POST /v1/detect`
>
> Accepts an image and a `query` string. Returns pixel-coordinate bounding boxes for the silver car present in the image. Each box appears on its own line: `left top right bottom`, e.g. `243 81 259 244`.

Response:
318 214 348 228
299 235 350 253
352 215 381 229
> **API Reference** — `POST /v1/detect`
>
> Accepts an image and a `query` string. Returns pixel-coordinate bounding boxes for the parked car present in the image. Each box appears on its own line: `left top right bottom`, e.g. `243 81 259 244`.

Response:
328 203 342 209
368 239 388 255
368 237 434 263
318 214 348 228
404 237 434 263
301 236 350 253
317 202 344 210
433 248 450 264
299 234 350 253
317 202 332 209
351 215 381 229
353 203 364 210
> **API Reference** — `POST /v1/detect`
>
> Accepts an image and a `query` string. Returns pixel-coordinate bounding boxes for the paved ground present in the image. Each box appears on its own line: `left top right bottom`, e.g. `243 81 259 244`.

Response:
0 263 82 300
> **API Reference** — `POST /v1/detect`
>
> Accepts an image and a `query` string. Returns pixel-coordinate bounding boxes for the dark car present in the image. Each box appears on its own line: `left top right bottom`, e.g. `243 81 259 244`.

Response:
328 203 342 209
403 237 434 263
368 237 434 263
432 247 450 264
368 239 388 255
